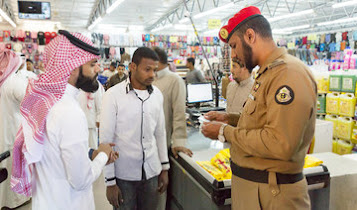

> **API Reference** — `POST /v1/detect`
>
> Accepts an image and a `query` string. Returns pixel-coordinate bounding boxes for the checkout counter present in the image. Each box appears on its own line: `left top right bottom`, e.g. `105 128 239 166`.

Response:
168 125 331 210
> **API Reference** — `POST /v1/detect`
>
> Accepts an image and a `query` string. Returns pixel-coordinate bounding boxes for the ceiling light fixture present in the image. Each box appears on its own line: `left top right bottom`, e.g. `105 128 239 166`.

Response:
0 8 16 27
88 16 102 30
317 16 357 26
193 2 234 19
268 9 314 23
106 0 125 14
272 24 310 34
332 0 357 8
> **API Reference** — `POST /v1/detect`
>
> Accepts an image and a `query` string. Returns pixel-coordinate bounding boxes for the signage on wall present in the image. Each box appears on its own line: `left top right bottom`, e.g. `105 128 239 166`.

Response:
208 19 221 29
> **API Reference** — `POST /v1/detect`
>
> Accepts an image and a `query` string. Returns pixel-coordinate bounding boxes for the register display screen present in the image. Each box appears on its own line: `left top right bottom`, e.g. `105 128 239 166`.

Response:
187 83 213 103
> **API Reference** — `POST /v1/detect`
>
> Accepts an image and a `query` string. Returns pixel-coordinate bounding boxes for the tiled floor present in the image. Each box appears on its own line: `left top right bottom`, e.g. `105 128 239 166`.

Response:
12 173 112 210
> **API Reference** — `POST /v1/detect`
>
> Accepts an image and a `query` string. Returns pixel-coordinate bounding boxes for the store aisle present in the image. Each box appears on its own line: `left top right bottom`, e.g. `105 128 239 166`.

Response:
12 173 111 210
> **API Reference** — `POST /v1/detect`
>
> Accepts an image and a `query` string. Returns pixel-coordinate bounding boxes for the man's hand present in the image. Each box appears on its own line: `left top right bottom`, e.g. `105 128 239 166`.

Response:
204 111 229 123
157 170 169 194
171 146 193 159
201 121 224 140
97 143 118 163
106 185 123 208
106 150 119 165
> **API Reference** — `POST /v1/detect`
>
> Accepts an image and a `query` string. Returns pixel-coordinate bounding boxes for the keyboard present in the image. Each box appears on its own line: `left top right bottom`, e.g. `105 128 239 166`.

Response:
187 106 225 113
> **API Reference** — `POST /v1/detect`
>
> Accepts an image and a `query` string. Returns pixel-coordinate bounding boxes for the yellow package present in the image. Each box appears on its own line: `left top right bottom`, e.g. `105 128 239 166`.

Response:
325 114 339 138
339 93 356 117
352 122 357 144
317 76 329 93
219 148 230 159
336 140 354 155
211 153 232 180
197 161 225 181
303 155 323 168
326 92 340 114
336 117 354 140
332 138 338 153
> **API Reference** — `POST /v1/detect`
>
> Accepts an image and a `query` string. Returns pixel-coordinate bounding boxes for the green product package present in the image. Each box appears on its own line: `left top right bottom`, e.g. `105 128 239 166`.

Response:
329 75 342 92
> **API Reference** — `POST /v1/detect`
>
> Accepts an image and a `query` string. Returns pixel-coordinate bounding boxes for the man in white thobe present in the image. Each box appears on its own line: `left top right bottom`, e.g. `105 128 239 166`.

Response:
11 30 118 210
0 50 33 209
77 83 105 149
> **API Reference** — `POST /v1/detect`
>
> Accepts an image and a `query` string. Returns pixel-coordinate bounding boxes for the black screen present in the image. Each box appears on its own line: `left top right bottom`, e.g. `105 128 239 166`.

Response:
18 1 51 19
18 1 42 14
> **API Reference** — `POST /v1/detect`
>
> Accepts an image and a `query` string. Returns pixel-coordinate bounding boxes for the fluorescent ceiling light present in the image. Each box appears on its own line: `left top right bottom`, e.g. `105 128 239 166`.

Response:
268 9 314 22
317 16 357 26
272 24 310 33
106 0 125 14
88 16 102 30
179 17 190 24
332 0 357 8
193 2 234 19
0 8 16 27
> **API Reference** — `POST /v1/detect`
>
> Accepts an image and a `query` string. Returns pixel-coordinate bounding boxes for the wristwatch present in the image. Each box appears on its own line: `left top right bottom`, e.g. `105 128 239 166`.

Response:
218 124 227 143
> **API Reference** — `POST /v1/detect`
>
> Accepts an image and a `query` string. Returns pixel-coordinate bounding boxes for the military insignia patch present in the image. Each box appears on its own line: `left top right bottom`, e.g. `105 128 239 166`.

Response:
275 86 294 105
220 28 228 39
253 82 260 91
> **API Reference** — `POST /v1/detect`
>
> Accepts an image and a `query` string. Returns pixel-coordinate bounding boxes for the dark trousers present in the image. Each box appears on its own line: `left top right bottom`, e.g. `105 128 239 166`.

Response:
114 176 159 210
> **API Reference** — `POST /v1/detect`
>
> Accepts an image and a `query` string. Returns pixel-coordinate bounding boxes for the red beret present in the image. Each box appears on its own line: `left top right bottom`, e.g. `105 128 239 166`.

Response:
219 6 262 43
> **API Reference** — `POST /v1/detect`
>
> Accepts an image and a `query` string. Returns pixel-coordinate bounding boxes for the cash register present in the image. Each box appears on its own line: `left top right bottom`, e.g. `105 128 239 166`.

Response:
186 82 225 114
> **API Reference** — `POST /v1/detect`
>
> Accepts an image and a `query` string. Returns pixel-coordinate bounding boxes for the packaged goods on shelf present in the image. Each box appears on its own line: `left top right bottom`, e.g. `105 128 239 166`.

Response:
329 75 342 92
317 76 329 93
332 138 338 153
341 75 356 93
351 122 357 144
325 115 339 138
339 93 356 117
336 140 354 155
336 117 354 140
317 94 326 114
326 93 340 114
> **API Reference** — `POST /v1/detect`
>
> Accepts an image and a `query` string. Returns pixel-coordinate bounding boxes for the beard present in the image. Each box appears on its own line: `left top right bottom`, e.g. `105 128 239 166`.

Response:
75 66 99 93
241 38 255 71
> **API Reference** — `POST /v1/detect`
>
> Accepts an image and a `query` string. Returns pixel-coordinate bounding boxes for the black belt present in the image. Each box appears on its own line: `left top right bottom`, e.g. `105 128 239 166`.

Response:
230 161 304 184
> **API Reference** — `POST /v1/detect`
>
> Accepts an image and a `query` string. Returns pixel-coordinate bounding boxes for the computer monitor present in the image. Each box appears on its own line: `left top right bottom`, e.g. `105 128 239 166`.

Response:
187 82 213 104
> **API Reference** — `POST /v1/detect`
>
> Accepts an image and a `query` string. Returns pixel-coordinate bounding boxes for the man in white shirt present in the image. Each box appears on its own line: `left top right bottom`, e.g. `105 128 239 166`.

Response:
102 62 118 78
0 50 31 209
77 83 105 149
101 47 169 210
152 47 193 210
11 30 118 210
226 58 254 114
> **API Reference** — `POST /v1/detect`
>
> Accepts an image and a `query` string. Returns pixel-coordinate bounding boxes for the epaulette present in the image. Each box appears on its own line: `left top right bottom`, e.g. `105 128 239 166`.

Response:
267 59 286 69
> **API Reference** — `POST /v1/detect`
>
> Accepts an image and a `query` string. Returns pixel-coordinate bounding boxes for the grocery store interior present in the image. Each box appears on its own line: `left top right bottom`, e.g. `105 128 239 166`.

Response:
1 0 357 210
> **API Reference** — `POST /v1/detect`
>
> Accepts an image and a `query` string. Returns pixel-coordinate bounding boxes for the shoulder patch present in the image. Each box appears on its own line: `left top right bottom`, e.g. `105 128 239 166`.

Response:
275 85 294 105
268 59 286 69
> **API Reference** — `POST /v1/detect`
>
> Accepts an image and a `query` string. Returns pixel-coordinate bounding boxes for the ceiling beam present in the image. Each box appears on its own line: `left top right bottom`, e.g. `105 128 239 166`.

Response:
147 0 236 31
87 0 109 28
0 0 17 27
